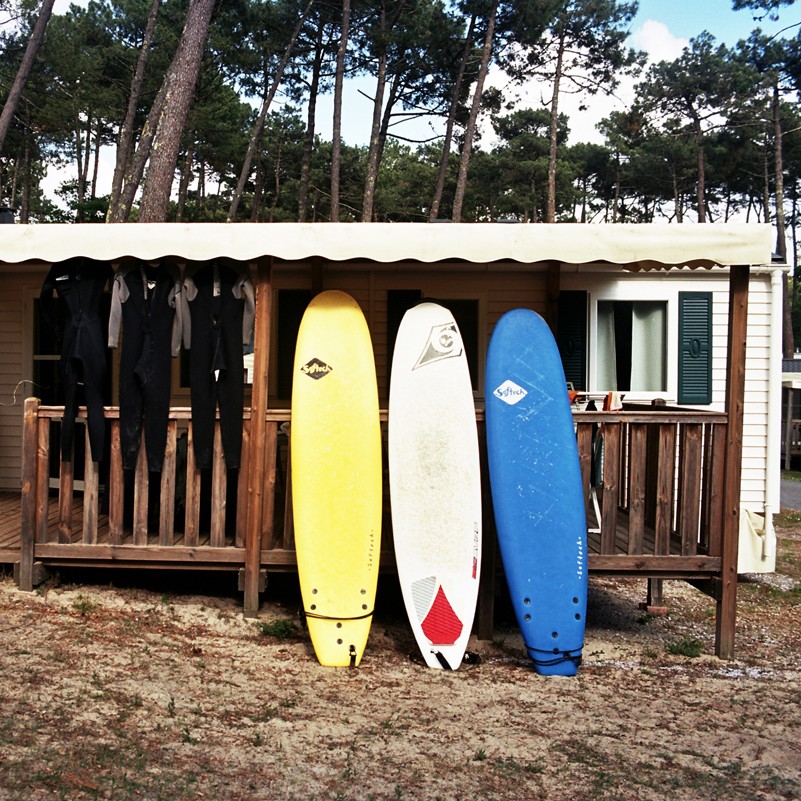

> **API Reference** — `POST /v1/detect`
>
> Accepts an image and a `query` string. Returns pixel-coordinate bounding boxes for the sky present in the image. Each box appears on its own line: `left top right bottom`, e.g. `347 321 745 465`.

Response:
39 0 800 201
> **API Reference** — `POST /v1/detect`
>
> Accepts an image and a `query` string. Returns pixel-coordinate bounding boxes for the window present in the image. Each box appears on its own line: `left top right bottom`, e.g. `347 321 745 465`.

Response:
596 300 667 393
558 287 714 405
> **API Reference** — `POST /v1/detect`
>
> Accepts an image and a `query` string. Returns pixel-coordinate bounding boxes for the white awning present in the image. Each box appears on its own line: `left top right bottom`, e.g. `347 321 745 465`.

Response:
0 222 774 269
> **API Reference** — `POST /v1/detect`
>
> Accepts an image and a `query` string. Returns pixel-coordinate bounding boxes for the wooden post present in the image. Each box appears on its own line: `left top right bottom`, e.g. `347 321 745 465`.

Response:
19 397 39 591
244 257 273 617
476 420 496 640
716 264 749 660
784 386 793 470
546 261 560 334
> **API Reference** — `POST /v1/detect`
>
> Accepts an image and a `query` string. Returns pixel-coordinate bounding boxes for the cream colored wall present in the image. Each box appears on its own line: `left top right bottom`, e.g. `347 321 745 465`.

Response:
0 269 47 490
271 263 550 402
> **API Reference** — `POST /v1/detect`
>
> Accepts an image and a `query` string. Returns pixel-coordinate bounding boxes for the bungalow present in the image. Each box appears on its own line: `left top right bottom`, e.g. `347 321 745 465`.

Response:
0 222 780 659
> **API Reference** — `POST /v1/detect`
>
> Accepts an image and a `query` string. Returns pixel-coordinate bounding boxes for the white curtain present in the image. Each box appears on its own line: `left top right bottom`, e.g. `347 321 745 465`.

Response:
596 302 618 389
630 302 665 391
596 300 666 391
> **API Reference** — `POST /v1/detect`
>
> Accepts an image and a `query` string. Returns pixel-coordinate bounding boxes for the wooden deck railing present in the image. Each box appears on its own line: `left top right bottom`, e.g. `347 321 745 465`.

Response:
574 409 727 576
18 399 728 596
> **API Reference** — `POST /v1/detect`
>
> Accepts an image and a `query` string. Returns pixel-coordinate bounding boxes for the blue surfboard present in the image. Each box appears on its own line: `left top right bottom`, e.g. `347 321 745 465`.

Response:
485 308 588 676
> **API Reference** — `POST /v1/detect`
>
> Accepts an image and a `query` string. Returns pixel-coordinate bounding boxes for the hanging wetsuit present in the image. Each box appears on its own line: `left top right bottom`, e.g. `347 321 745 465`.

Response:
183 259 255 470
39 258 112 463
108 261 185 472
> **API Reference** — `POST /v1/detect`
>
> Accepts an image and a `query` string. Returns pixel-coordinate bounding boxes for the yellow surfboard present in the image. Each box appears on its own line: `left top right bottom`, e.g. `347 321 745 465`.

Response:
291 290 382 667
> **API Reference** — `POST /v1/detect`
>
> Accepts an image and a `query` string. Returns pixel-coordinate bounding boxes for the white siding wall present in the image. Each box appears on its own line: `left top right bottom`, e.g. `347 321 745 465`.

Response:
562 266 778 512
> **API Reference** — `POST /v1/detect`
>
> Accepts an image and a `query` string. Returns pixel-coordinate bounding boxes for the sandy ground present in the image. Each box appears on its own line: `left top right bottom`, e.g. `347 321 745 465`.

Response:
1 525 800 801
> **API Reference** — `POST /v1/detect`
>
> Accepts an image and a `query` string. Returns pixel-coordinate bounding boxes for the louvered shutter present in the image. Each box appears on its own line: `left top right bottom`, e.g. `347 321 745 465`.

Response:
557 291 587 391
678 292 712 405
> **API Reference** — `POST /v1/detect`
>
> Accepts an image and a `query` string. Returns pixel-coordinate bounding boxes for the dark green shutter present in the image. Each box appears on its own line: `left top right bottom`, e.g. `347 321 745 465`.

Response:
678 292 712 405
557 291 587 391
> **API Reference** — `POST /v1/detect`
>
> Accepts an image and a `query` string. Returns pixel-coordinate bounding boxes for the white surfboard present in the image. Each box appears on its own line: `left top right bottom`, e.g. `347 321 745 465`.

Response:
388 302 482 670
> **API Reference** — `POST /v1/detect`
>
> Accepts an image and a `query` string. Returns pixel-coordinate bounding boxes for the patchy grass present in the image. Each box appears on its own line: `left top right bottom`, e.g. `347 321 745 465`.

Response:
257 618 300 639
666 636 704 658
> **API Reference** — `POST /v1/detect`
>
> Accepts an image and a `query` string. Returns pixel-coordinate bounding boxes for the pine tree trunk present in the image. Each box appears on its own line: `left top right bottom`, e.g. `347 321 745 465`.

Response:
772 84 793 356
362 1 406 222
546 22 566 223
176 148 193 221
74 118 85 222
692 114 706 224
430 13 476 221
92 127 101 198
251 158 265 222
298 20 325 222
110 83 167 222
0 0 56 155
330 0 351 222
138 0 216 223
451 3 497 223
361 51 388 222
107 0 160 221
228 0 313 222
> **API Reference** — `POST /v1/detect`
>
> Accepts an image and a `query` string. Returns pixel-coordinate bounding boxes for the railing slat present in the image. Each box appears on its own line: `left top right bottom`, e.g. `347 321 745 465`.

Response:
261 421 278 550
576 423 594 528
82 425 99 545
58 457 74 544
235 421 250 549
109 421 123 545
35 418 49 544
655 425 677 555
627 424 647 555
210 423 226 547
678 423 702 556
133 436 149 545
283 442 294 550
600 423 620 554
19 397 40 591
184 424 200 547
159 422 177 547
706 424 727 557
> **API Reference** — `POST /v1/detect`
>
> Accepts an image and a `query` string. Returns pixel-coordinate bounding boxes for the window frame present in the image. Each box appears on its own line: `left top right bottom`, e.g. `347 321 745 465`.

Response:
587 286 679 402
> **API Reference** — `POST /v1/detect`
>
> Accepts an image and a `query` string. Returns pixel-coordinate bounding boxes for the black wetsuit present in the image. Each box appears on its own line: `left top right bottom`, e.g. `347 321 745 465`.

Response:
39 258 112 463
108 262 184 472
184 260 254 470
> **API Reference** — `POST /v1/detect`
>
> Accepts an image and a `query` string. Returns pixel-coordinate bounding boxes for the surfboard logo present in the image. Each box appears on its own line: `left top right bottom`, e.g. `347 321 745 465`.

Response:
412 576 463 645
300 357 333 379
413 323 463 370
493 379 528 405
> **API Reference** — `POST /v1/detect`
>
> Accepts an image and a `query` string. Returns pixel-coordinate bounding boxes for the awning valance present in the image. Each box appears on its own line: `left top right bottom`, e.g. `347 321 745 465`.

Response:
0 222 773 269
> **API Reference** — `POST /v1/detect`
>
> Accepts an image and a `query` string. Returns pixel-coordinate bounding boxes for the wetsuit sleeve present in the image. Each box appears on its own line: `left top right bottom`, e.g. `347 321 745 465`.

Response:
168 280 185 357
182 275 197 350
107 271 129 348
234 275 256 344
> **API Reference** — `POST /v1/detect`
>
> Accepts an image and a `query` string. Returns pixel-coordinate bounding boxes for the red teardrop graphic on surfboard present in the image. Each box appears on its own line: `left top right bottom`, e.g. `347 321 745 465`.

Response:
421 585 463 645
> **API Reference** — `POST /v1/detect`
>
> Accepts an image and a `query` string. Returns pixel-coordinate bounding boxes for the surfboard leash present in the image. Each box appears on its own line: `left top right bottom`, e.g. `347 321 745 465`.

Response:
526 646 583 669
299 608 375 624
